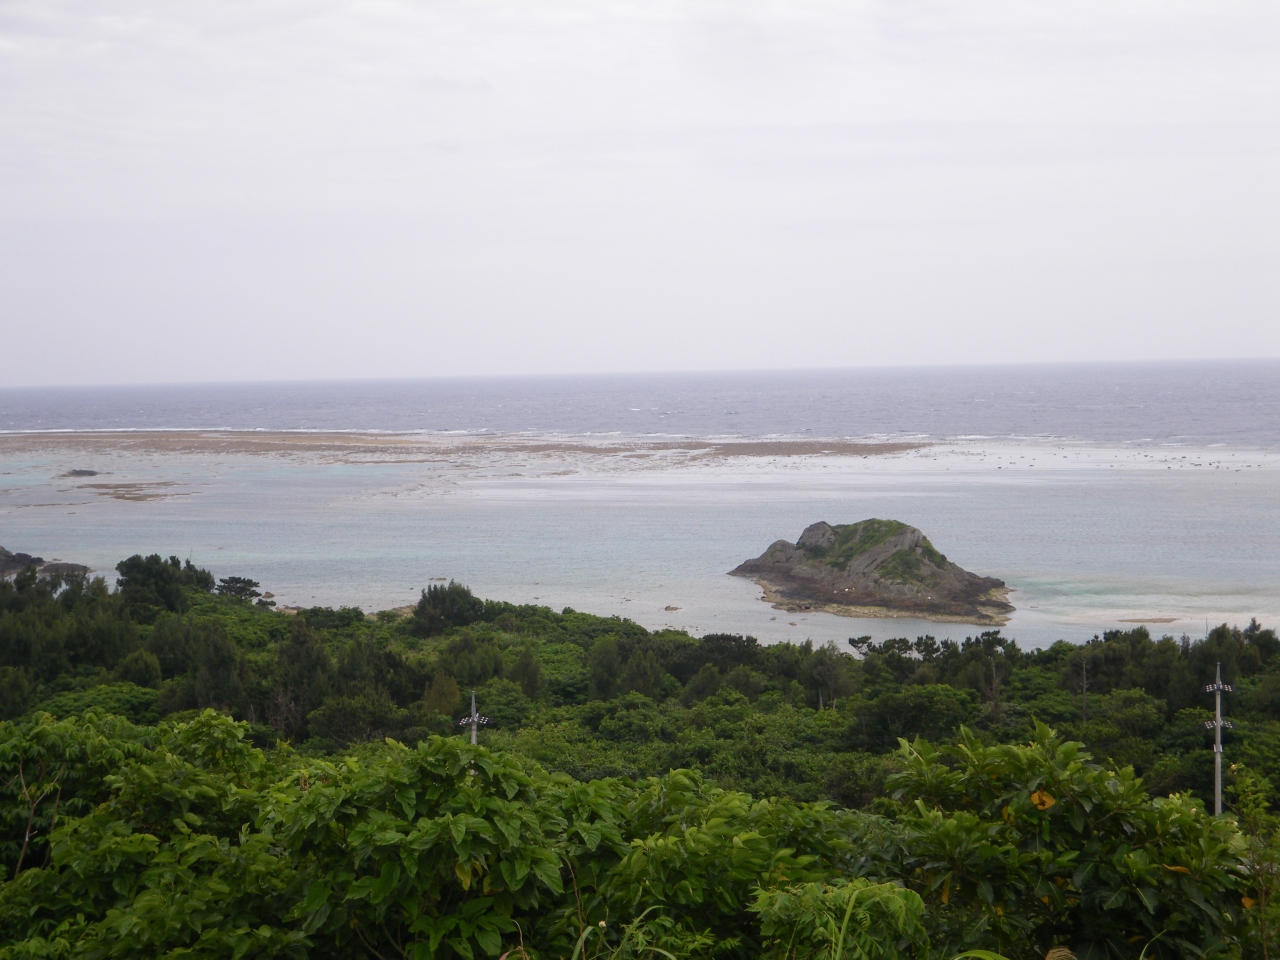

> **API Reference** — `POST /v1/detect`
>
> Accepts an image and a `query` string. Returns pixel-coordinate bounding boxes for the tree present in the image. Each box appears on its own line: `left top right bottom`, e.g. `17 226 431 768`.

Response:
682 663 721 705
724 664 764 700
806 642 854 709
412 581 484 636
144 613 200 678
268 621 333 740
510 645 543 699
307 687 408 745
846 685 977 750
115 554 189 616
440 634 504 687
216 576 262 601
113 555 213 620
476 678 533 729
422 672 461 716
620 649 671 701
194 627 248 714
589 638 623 700
114 649 161 689
155 624 248 717
0 668 34 721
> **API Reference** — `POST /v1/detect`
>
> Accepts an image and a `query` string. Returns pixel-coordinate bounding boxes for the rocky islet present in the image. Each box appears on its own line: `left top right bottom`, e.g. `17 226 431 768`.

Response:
731 518 1014 625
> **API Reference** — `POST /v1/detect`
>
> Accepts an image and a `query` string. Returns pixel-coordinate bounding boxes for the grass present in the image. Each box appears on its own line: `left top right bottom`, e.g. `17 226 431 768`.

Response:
873 539 945 585
804 520 948 574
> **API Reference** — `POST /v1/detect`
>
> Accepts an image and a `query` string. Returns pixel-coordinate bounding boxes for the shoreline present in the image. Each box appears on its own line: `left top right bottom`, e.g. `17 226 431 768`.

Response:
752 579 1014 627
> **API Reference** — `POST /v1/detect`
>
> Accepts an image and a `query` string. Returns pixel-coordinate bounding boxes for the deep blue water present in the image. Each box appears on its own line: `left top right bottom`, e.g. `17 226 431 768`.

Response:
3 359 1279 447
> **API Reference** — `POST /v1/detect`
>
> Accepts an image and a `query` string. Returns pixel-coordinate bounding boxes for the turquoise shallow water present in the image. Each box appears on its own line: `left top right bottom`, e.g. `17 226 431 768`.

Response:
1 434 1276 647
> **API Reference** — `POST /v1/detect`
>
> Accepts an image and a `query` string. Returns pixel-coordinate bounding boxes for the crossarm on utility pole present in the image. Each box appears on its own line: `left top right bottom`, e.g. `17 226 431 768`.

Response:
457 690 490 745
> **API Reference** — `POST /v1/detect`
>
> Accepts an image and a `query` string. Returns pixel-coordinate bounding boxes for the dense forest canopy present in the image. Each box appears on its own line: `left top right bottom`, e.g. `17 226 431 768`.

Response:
2 555 1279 959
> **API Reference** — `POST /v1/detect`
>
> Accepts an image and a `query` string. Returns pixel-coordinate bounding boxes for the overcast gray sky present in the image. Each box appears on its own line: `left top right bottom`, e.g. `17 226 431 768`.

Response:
1 0 1277 387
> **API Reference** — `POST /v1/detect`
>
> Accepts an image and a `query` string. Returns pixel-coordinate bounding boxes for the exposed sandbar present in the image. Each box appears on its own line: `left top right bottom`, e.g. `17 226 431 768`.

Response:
0 430 925 463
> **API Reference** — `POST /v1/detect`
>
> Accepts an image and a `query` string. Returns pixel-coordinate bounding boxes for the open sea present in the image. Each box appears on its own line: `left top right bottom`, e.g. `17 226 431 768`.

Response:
2 360 1278 648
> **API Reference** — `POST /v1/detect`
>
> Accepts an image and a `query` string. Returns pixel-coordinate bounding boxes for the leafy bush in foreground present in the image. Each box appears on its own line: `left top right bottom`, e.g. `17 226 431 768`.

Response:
0 711 1249 959
891 723 1244 958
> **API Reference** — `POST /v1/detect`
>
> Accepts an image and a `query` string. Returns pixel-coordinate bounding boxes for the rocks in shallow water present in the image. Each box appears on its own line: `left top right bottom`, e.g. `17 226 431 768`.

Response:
0 548 44 576
730 519 1014 625
0 547 90 579
38 561 92 577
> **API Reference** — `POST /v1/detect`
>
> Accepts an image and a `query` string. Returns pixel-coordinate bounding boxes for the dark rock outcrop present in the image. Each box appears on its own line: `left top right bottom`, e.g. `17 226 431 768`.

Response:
0 547 90 579
730 519 1014 625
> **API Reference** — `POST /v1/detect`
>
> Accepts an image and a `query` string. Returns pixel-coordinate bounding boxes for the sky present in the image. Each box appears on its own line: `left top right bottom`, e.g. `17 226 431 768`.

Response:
1 0 1277 388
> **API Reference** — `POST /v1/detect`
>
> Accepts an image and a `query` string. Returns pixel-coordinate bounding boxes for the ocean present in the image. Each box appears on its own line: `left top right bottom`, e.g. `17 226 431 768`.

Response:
5 361 1280 443
1 360 1278 647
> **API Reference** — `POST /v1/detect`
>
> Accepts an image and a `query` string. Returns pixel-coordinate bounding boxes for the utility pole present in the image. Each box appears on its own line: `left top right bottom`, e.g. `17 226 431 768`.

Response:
457 690 490 745
1204 662 1234 816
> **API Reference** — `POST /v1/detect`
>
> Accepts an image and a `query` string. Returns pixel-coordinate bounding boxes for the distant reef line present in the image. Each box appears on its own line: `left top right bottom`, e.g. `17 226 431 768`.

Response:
0 430 927 461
